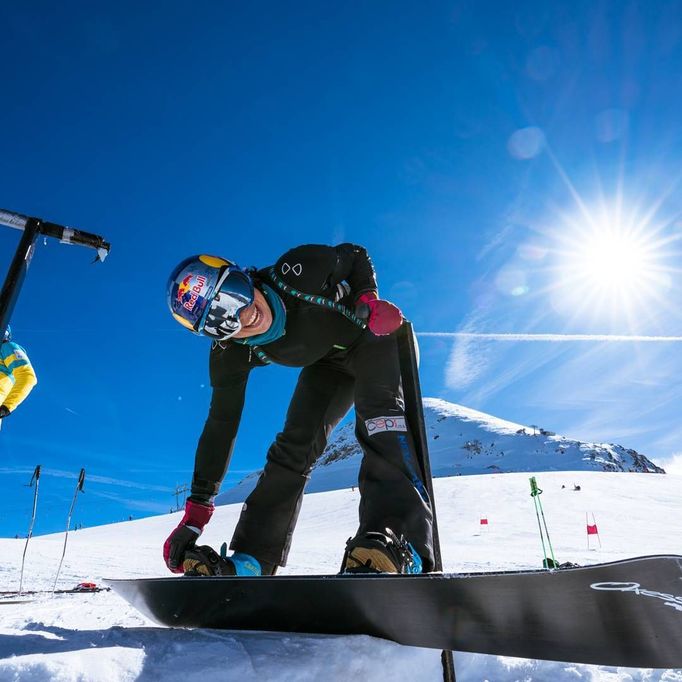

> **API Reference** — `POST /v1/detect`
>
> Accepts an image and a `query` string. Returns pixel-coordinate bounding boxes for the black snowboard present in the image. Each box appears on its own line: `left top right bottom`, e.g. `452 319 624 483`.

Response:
107 555 682 668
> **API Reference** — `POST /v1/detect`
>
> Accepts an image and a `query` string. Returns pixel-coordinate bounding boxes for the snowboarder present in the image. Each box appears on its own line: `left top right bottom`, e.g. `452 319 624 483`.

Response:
163 245 434 577
0 326 37 423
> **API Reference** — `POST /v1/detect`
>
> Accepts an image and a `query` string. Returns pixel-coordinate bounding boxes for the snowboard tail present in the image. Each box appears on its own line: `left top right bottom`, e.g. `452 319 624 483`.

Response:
107 555 682 668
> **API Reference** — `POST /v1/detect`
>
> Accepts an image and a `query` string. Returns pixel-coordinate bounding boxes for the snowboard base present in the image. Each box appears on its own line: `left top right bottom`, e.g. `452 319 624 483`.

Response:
108 555 682 668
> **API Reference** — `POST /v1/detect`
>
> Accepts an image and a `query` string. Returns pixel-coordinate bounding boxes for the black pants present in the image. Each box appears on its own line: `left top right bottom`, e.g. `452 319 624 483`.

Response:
230 329 435 571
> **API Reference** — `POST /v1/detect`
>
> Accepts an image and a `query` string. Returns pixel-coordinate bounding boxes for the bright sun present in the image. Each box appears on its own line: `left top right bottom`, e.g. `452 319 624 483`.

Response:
552 203 671 321
572 226 654 293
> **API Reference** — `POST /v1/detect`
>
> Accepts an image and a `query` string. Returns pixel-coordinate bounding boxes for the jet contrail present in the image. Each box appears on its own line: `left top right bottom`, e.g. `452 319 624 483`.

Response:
417 332 682 342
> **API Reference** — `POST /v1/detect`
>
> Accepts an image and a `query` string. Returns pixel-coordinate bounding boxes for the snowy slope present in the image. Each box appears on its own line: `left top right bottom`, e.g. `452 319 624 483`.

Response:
1 470 681 681
217 397 663 504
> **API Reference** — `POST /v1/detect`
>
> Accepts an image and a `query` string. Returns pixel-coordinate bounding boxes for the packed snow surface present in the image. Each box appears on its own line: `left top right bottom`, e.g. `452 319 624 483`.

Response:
1 471 681 681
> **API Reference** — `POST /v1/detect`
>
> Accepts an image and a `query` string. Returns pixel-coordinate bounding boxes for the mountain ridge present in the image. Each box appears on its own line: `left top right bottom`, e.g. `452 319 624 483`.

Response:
216 397 664 506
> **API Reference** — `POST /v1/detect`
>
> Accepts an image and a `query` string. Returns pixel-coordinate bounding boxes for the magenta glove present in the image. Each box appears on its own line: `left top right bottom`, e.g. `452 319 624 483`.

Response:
356 291 404 336
163 499 214 573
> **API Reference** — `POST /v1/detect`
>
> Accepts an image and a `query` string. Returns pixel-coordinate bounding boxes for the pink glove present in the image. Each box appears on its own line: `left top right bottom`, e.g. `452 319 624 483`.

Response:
163 499 214 573
356 291 404 336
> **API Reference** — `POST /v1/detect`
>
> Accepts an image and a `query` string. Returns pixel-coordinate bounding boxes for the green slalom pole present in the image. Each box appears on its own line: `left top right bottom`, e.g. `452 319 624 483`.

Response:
531 490 548 564
538 496 557 567
529 477 557 569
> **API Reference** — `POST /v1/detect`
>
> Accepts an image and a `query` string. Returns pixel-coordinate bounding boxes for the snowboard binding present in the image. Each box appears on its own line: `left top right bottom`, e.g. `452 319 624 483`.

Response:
183 545 239 576
342 528 422 574
183 545 265 577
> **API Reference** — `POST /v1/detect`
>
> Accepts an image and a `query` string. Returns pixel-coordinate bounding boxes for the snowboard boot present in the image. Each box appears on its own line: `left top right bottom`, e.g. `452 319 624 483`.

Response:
183 545 264 577
341 528 423 574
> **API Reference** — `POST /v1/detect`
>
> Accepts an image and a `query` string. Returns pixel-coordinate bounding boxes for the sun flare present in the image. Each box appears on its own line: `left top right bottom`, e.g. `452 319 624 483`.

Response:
551 202 671 322
570 225 655 293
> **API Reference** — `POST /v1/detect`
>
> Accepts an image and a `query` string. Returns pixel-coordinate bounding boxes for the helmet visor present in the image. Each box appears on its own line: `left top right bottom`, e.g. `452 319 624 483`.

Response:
201 268 255 339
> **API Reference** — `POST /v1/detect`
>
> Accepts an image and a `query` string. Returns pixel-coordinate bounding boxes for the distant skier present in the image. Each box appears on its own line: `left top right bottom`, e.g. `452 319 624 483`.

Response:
164 245 434 577
0 326 37 423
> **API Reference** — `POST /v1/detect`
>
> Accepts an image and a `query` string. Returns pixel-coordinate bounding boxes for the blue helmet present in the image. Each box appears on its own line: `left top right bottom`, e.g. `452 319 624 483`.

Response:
167 255 255 340
2 325 10 342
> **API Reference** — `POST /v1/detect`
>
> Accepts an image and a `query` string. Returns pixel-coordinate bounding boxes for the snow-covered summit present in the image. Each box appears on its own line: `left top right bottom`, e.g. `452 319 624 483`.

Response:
216 398 663 505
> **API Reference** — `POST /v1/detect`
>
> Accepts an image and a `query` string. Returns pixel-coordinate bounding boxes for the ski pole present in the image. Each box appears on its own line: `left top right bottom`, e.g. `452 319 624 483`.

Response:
531 492 548 564
53 468 85 592
537 495 556 567
19 465 41 594
529 477 557 568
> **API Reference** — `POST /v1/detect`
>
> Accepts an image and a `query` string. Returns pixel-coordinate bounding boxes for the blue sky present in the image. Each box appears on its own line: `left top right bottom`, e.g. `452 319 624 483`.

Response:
1 1 681 536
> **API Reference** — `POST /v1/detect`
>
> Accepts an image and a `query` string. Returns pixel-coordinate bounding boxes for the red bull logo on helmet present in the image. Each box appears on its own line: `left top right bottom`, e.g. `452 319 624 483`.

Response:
176 275 192 301
177 274 208 313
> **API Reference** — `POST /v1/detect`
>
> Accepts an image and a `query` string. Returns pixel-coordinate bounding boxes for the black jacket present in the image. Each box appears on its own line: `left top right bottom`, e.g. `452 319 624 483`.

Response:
191 243 378 500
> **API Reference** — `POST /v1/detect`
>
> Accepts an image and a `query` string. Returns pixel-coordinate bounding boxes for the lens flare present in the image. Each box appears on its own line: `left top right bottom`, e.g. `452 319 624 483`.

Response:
550 201 674 323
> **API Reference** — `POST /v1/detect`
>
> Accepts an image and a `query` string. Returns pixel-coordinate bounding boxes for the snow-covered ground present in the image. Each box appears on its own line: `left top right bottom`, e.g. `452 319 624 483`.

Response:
1 470 681 681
